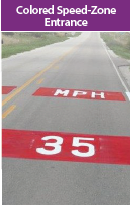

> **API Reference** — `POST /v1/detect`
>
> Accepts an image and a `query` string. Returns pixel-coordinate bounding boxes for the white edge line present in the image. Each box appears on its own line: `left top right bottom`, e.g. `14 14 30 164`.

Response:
125 92 130 101
100 37 129 93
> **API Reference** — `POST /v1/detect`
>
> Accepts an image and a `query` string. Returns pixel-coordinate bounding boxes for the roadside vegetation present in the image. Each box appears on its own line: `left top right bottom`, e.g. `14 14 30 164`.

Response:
100 32 130 59
2 32 81 58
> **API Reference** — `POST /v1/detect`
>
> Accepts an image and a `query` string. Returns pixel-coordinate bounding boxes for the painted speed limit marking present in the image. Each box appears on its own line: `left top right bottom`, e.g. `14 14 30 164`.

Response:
33 87 126 101
2 86 17 94
2 129 130 165
36 136 95 157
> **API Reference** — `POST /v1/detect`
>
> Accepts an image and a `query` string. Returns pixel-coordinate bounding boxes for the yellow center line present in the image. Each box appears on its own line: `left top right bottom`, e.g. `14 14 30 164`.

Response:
36 78 43 84
2 43 80 107
54 66 59 69
2 105 16 119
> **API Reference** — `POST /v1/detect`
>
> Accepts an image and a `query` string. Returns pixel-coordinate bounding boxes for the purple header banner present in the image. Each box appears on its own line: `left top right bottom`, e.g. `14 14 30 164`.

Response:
1 0 130 31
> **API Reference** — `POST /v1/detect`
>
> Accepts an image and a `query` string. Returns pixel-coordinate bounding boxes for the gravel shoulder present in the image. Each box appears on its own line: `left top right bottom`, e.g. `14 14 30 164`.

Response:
104 44 130 90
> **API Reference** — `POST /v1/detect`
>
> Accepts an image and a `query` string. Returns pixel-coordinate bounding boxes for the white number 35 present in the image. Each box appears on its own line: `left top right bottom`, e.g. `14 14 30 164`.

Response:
36 136 95 157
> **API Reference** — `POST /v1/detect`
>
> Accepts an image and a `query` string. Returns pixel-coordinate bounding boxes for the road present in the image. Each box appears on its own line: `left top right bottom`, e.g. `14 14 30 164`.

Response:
2 32 130 205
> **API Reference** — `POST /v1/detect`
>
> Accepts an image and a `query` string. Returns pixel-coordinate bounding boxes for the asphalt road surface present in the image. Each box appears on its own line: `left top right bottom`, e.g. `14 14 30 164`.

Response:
2 32 130 205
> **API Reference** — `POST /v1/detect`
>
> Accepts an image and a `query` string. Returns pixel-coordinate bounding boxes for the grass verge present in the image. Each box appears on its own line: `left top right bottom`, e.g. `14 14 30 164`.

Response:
100 32 130 60
2 32 81 58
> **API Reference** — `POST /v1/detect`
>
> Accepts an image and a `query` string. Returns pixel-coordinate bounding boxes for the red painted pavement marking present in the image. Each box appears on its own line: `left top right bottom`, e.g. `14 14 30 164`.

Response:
2 129 130 165
2 86 17 94
33 87 125 101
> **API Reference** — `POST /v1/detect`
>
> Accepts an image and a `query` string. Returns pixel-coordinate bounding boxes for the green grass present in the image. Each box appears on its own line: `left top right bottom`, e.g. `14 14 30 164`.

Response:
2 32 81 58
100 32 130 59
